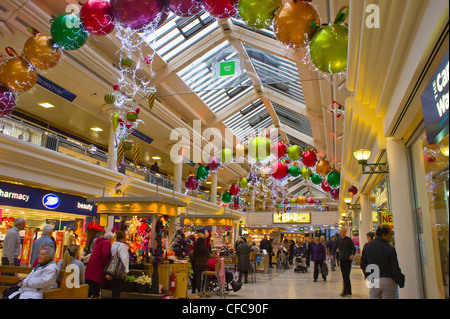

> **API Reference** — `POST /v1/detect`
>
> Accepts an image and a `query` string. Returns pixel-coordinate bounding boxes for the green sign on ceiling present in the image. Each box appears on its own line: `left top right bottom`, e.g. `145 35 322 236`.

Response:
219 60 237 77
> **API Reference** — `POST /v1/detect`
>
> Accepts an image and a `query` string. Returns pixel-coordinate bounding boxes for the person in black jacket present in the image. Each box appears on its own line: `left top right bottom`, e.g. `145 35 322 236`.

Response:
331 227 356 296
305 238 314 268
259 235 273 268
360 225 405 299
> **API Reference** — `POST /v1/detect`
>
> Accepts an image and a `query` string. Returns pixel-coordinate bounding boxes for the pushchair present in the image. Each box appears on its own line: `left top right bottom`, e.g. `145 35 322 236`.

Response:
276 249 289 269
293 255 307 273
208 270 242 295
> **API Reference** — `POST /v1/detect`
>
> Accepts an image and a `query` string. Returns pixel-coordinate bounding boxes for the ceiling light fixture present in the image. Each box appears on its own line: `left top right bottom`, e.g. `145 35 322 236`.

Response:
440 145 449 157
152 156 161 160
90 127 103 132
39 102 55 109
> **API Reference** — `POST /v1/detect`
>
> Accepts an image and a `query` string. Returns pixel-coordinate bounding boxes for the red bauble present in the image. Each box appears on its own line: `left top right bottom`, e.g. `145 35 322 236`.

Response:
271 161 289 180
185 175 199 190
272 142 287 158
202 0 238 19
321 180 331 192
330 188 340 200
348 185 358 196
0 86 16 117
80 0 115 36
229 183 241 196
302 149 318 167
307 197 315 204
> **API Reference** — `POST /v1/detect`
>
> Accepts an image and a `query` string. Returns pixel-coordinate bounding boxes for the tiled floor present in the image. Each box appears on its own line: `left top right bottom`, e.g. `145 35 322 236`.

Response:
209 263 370 299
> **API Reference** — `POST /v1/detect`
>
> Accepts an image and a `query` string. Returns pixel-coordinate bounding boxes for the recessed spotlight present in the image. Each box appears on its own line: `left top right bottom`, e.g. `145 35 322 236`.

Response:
39 102 55 109
90 127 103 132
152 156 161 160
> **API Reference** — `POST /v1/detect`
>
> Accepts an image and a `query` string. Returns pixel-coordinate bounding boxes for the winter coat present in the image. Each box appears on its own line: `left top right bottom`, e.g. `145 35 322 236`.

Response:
85 237 111 285
311 243 326 262
236 243 252 272
19 261 59 299
29 235 56 267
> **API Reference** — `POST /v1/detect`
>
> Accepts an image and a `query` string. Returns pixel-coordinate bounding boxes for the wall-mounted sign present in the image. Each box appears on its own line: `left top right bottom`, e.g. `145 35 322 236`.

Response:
421 51 449 144
88 144 97 154
381 212 394 226
42 194 60 210
36 75 77 102
218 60 239 77
273 213 311 224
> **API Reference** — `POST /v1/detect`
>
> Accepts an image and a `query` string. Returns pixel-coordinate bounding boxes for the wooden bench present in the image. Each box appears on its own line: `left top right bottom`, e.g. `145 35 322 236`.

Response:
0 266 88 299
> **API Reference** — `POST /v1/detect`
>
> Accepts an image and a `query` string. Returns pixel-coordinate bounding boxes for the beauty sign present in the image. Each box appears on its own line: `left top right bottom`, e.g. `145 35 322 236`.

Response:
421 51 449 144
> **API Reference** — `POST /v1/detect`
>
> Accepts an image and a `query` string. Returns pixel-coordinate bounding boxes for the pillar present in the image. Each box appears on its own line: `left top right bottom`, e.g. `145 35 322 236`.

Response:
107 121 117 171
250 194 255 213
385 137 422 299
173 155 183 193
359 194 371 253
210 171 218 204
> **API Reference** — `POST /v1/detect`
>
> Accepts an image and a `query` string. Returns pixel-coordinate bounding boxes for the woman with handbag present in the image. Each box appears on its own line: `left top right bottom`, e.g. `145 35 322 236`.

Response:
85 232 114 298
311 237 327 282
110 231 129 299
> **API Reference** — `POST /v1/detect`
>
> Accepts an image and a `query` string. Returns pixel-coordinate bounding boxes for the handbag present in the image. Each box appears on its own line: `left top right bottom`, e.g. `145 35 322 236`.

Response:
2 278 25 299
104 245 126 279
321 263 329 277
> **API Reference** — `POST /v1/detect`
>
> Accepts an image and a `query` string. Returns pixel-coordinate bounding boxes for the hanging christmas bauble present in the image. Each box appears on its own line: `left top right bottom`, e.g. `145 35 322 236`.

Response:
288 165 301 177
0 86 16 117
348 185 358 196
23 34 62 70
233 143 248 158
121 57 133 69
238 0 282 29
310 173 323 185
239 177 249 189
302 149 318 167
309 24 348 74
0 57 37 93
296 196 307 205
230 183 241 196
221 148 233 164
195 164 210 180
287 145 302 161
222 192 232 203
168 0 202 17
315 158 332 176
126 111 139 122
271 161 289 180
122 140 133 150
330 188 340 201
259 166 272 179
307 197 315 205
301 167 313 179
104 93 116 104
185 175 199 190
80 0 115 36
50 14 89 51
272 141 287 158
290 198 297 205
327 170 341 188
273 0 320 47
248 136 271 161
321 180 331 192
111 0 168 30
202 0 238 19
206 155 221 171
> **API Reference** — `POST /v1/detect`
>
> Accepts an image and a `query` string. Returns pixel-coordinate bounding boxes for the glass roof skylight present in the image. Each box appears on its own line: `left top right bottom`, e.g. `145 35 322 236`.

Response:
272 102 313 137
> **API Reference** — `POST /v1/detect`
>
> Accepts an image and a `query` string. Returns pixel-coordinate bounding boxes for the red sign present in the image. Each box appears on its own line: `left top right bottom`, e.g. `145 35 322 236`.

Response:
20 230 33 265
78 233 87 260
55 231 64 262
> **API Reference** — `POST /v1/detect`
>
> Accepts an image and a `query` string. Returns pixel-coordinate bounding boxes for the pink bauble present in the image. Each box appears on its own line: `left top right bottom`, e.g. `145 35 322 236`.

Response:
272 142 287 158
271 161 289 180
111 0 167 30
202 0 238 19
330 188 340 200
80 0 115 36
302 149 318 167
206 155 221 171
185 175 199 190
229 183 241 196
0 86 16 117
168 0 202 17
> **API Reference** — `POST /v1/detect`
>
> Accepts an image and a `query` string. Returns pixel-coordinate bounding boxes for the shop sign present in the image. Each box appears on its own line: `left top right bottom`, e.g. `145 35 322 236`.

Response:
20 230 33 265
381 212 394 226
36 75 77 102
0 181 97 216
421 51 449 144
88 144 97 154
273 213 310 224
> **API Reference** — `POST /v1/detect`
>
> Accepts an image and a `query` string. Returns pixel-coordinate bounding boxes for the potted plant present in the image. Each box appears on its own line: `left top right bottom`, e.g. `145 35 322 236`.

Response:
135 275 152 293
124 275 137 292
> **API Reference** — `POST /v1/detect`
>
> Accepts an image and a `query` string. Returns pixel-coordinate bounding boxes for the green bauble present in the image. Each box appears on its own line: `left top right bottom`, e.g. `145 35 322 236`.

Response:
222 192 232 204
239 177 249 189
221 148 233 164
290 198 297 205
311 173 323 185
309 24 348 74
288 165 301 177
104 92 116 104
327 170 341 188
301 168 313 179
248 137 271 161
195 165 210 180
239 0 282 29
51 14 88 51
287 145 303 161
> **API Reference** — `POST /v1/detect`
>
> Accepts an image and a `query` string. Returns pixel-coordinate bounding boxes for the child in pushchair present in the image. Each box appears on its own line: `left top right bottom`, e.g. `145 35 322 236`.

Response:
276 248 289 269
293 243 307 273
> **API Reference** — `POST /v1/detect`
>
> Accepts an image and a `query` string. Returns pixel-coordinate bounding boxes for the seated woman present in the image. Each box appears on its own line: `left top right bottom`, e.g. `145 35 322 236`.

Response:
57 244 85 285
17 244 59 299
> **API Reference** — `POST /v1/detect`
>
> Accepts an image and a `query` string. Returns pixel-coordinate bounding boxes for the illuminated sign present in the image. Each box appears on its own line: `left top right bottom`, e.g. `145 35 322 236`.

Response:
273 213 311 224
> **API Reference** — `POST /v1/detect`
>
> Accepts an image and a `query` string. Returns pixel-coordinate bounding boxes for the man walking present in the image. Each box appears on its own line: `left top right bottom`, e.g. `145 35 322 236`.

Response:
327 236 337 271
2 218 26 267
259 235 273 268
360 225 405 299
331 227 356 296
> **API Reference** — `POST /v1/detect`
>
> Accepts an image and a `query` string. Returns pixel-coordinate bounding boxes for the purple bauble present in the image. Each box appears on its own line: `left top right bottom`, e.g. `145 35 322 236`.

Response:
330 188 340 200
206 156 221 171
185 175 199 190
168 0 202 17
248 171 258 184
111 0 167 30
0 86 16 117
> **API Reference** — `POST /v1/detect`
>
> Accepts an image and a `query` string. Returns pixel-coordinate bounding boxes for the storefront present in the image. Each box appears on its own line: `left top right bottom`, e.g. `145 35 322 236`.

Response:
407 49 449 299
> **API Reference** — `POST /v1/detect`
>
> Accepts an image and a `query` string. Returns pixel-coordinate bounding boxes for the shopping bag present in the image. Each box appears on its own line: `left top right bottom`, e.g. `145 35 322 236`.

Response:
321 263 329 277
104 254 126 279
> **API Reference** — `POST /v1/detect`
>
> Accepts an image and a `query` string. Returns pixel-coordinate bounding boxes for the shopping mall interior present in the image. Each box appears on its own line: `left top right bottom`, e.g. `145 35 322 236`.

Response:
0 0 448 302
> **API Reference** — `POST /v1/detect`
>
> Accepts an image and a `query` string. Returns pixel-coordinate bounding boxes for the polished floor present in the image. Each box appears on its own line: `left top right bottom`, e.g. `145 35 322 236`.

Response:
209 262 370 299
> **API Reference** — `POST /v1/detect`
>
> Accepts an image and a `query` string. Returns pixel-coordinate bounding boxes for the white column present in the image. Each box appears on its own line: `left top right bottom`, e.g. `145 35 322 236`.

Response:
250 194 255 213
107 122 117 171
173 155 183 193
359 194 371 253
210 171 218 204
386 137 422 299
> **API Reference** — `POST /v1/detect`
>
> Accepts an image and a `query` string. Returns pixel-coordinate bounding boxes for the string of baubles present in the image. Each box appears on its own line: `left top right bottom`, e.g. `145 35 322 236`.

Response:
185 135 342 206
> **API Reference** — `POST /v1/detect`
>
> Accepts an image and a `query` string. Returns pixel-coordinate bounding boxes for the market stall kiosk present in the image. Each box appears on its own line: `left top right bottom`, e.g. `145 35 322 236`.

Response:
87 196 188 298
